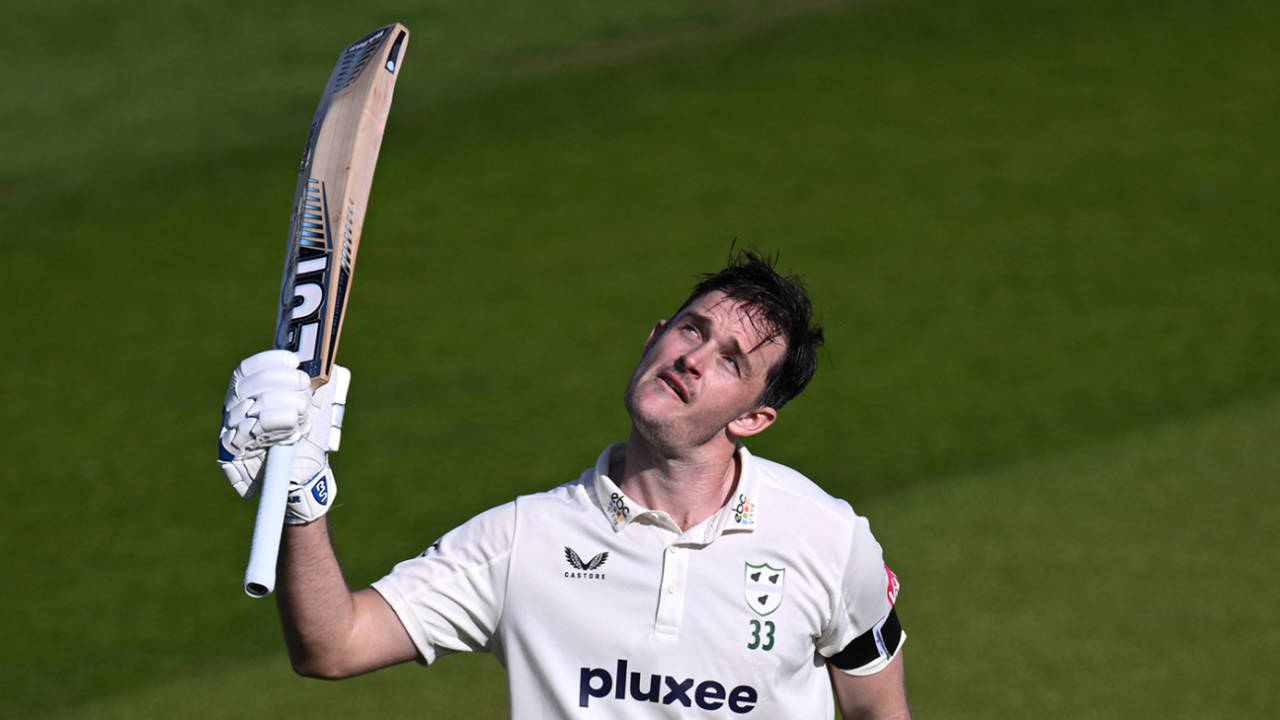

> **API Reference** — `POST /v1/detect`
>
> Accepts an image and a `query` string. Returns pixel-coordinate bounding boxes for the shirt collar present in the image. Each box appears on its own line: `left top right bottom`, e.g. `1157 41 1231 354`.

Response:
589 443 762 538
591 444 637 531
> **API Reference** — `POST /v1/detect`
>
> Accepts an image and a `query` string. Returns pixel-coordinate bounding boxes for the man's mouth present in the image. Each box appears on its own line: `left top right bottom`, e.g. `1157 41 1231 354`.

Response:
658 371 688 402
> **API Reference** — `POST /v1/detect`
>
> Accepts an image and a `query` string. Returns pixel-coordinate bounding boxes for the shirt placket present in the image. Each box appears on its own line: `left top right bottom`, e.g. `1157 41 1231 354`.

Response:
655 541 690 635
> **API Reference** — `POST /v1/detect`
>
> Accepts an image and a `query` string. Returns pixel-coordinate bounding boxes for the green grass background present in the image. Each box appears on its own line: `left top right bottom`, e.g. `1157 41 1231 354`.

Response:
3 0 1277 716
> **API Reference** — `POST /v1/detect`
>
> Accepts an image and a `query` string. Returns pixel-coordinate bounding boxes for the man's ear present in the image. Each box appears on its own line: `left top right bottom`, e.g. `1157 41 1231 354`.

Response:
643 319 668 354
727 406 778 438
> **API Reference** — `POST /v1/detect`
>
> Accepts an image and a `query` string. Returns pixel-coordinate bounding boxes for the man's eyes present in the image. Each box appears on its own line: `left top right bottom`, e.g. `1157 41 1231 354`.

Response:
679 323 742 375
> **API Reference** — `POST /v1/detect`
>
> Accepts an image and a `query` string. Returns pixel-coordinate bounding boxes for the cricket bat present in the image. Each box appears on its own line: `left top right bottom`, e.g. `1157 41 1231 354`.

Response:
244 23 409 598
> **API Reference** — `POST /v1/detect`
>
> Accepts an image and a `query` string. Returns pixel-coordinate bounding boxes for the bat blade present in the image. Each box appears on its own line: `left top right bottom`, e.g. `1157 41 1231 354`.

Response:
275 23 409 384
244 24 409 598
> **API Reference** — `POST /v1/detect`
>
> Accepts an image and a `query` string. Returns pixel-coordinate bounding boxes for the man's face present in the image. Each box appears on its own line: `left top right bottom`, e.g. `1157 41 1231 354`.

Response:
624 290 785 454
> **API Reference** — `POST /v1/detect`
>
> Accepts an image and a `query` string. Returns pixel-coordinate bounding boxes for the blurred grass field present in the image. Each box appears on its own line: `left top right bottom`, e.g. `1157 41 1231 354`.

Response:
3 0 1278 717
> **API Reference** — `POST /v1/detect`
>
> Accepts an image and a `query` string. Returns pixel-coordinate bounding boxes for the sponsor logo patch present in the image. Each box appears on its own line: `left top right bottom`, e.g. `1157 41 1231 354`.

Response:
731 493 755 526
607 492 631 526
885 565 900 606
311 476 329 505
564 547 609 579
579 659 758 714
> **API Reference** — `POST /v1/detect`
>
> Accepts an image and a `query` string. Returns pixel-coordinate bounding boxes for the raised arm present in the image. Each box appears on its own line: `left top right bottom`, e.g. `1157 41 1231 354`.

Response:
277 518 418 678
218 350 417 679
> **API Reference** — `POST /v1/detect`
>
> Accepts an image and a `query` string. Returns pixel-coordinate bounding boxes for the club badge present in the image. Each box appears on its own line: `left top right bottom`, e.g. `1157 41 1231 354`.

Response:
744 562 785 616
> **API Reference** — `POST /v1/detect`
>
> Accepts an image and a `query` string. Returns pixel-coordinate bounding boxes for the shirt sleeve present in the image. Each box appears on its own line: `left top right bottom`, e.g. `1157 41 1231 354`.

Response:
371 501 515 665
817 512 906 676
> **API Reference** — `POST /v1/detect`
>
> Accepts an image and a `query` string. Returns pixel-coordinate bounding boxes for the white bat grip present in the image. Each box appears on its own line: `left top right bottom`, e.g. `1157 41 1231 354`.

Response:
243 443 297 597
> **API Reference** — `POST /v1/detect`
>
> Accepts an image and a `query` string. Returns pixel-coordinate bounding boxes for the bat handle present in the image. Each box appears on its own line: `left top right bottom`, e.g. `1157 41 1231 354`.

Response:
243 443 297 597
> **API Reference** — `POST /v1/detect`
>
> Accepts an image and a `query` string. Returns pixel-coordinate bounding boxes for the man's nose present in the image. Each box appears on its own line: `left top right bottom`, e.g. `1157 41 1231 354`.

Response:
677 343 710 375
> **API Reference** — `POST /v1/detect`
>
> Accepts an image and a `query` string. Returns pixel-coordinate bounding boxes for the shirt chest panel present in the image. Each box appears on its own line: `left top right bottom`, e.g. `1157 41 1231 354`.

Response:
500 514 833 681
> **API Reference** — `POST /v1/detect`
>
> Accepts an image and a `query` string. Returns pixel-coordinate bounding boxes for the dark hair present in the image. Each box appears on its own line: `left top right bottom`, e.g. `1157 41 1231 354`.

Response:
672 248 824 409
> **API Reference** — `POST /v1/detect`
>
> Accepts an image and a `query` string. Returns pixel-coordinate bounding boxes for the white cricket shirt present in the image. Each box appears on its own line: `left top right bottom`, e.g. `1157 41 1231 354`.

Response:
373 443 904 718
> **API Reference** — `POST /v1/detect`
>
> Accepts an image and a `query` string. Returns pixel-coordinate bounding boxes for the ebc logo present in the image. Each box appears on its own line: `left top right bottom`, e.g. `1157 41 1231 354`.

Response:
578 659 758 714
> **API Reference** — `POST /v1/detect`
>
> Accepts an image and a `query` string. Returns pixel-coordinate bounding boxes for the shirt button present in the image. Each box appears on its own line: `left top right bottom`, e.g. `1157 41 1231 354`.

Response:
665 584 676 594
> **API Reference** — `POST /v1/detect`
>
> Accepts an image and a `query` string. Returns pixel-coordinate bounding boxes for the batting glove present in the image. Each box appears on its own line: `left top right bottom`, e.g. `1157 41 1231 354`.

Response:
218 349 350 524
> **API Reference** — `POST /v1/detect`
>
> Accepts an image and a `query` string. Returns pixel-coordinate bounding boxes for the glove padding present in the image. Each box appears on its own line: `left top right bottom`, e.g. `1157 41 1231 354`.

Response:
218 350 350 525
